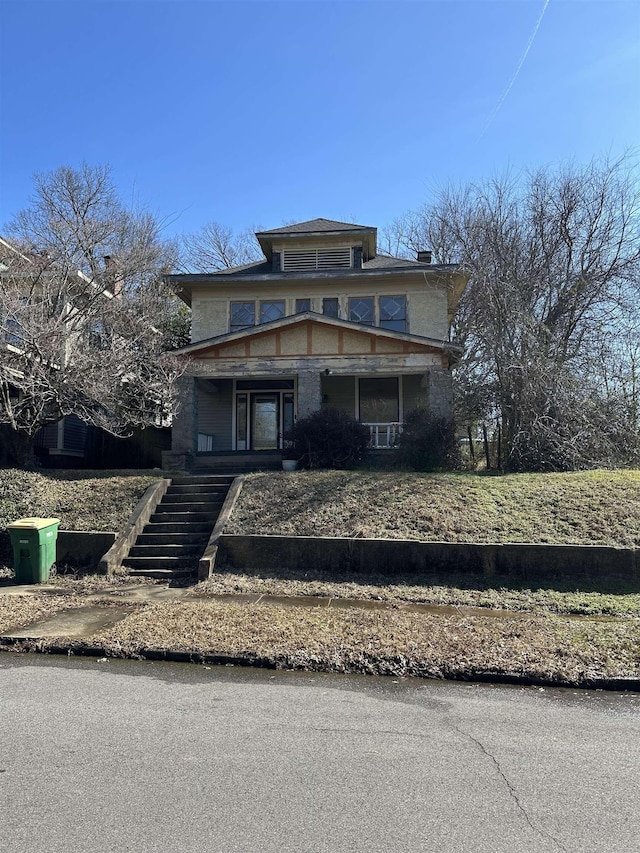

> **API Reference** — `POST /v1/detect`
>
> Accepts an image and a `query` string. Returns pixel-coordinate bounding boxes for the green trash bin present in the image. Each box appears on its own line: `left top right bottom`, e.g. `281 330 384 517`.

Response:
7 517 61 584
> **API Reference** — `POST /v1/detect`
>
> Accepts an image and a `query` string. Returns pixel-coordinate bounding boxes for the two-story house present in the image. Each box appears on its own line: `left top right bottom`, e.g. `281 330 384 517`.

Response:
164 218 468 469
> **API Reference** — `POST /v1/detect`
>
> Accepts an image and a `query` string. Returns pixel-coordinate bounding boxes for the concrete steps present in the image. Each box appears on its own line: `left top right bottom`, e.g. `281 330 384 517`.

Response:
192 453 282 474
123 475 235 581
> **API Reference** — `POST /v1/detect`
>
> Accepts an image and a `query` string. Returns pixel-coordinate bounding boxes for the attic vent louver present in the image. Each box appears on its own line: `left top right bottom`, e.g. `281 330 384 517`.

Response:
282 247 352 271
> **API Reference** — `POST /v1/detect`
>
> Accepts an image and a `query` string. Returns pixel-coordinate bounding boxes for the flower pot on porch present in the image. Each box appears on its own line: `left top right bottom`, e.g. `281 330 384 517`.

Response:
282 459 298 472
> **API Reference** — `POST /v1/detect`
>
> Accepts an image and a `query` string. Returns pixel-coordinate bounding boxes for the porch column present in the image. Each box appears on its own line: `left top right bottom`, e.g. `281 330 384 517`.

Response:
297 370 322 418
423 368 454 420
171 374 197 453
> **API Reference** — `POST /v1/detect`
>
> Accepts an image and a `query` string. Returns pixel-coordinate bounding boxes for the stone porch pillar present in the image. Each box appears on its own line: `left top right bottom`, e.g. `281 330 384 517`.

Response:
297 370 322 419
423 368 454 420
171 374 197 454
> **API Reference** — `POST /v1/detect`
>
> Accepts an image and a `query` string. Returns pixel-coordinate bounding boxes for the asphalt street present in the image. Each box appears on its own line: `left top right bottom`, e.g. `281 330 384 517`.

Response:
1 655 639 852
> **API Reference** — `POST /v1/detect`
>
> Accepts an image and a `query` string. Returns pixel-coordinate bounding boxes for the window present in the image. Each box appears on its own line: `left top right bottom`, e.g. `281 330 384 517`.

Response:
260 301 285 324
380 296 407 332
349 297 374 325
295 298 311 313
3 297 27 344
323 298 339 318
236 394 247 450
359 377 399 423
87 319 109 349
5 312 23 345
230 301 255 332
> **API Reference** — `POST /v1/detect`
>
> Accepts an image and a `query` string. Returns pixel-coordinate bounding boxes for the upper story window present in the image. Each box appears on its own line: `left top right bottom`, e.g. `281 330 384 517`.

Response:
230 301 255 333
322 298 339 319
380 296 407 332
2 297 28 345
260 301 285 323
282 247 352 272
295 298 310 313
349 297 374 326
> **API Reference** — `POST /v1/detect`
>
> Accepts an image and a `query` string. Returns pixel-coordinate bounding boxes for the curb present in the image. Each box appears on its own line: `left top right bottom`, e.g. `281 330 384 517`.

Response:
1 637 639 693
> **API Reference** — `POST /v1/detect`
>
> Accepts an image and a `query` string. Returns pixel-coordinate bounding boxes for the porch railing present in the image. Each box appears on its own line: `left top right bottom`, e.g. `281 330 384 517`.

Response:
364 422 403 449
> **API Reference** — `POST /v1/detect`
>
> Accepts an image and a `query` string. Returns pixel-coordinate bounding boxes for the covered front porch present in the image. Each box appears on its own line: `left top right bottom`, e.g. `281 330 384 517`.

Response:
187 372 438 456
165 312 456 469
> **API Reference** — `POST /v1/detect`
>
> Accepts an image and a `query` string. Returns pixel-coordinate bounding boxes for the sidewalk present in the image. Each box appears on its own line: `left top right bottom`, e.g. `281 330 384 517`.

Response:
1 581 639 691
1 581 522 640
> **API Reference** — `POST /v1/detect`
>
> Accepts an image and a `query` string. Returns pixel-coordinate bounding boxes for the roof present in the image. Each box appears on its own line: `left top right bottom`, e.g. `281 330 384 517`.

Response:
172 310 461 356
169 253 456 285
255 217 378 261
255 218 376 236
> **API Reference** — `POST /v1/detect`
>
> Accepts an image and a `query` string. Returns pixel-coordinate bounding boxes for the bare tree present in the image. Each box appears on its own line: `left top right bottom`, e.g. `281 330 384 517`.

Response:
1 164 186 465
393 155 640 470
179 220 262 271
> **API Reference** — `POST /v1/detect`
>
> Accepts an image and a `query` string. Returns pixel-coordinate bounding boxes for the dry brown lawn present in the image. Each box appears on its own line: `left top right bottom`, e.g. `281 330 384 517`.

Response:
0 469 159 533
226 469 640 546
89 600 640 684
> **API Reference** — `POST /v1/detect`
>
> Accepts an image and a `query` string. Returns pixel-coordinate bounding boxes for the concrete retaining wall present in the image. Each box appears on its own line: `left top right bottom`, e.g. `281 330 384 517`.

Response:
217 534 640 587
0 530 116 571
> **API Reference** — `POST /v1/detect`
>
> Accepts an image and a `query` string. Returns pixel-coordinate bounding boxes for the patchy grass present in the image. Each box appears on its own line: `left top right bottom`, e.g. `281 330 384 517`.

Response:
87 600 640 684
0 469 159 533
0 593 83 635
226 470 640 546
194 568 640 617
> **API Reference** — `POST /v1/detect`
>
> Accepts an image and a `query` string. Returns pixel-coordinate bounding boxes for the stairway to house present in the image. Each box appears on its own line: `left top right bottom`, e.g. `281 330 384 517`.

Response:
122 475 235 582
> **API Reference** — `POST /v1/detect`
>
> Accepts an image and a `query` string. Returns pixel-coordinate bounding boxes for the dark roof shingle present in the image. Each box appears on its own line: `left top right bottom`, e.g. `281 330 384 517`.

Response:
256 218 375 236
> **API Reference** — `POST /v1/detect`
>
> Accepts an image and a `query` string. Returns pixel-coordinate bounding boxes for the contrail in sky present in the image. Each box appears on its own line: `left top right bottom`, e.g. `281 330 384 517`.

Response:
480 0 551 138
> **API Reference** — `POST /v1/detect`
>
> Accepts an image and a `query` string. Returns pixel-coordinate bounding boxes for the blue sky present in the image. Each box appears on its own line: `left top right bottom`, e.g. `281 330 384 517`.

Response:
1 0 638 240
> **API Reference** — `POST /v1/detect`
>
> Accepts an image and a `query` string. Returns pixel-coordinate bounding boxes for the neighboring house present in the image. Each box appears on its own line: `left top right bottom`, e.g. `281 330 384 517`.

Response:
0 237 170 467
0 236 94 463
165 218 468 469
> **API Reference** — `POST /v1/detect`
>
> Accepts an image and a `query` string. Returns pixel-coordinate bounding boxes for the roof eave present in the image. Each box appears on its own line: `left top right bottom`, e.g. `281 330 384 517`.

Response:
166 264 464 288
172 310 461 356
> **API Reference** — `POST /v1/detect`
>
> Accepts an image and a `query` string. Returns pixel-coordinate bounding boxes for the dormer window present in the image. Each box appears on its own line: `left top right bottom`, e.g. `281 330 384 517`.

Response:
282 247 352 271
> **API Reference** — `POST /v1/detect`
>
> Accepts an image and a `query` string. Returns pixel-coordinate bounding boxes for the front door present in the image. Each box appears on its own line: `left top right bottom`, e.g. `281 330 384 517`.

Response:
251 394 279 450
